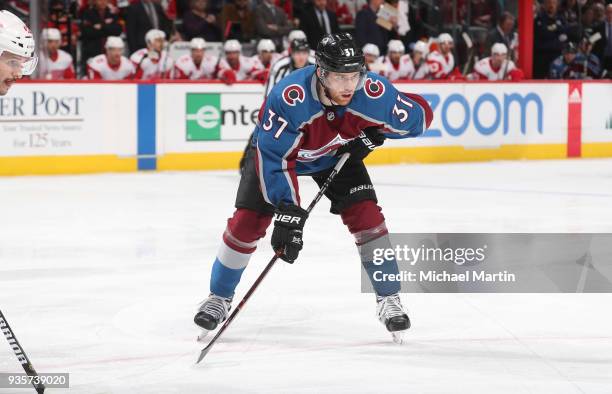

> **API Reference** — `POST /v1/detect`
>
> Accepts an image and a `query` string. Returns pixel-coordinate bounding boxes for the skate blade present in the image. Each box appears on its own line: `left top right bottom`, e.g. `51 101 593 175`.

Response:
391 331 404 345
197 329 211 342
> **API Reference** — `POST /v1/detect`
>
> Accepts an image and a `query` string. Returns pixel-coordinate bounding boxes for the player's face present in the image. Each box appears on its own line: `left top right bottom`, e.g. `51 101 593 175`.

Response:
321 70 361 106
149 38 165 53
226 51 240 66
563 52 576 64
259 51 272 65
0 52 27 96
389 51 401 64
47 39 61 53
412 51 423 64
191 48 204 64
491 52 506 68
364 54 377 65
292 51 309 68
439 41 453 54
106 47 122 65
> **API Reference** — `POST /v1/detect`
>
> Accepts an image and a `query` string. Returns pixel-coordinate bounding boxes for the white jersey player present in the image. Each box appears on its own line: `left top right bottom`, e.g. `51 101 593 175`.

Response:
173 38 217 80
38 28 75 80
411 41 429 80
130 29 174 80
379 40 414 81
471 43 518 81
87 36 135 80
250 39 282 82
362 43 384 74
426 33 458 79
0 10 37 96
216 40 258 84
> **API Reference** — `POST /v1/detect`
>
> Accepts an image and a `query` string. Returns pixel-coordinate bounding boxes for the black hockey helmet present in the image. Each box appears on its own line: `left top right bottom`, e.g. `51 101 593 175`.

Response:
315 33 365 73
315 33 366 93
562 42 578 54
290 38 310 53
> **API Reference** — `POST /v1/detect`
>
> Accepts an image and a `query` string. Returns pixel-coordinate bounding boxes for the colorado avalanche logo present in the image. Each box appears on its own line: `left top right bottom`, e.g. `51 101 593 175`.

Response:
364 78 385 99
282 84 305 106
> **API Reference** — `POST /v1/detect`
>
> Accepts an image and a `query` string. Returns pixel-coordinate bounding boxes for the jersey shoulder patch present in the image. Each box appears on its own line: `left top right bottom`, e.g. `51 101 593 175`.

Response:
363 74 386 99
281 84 306 106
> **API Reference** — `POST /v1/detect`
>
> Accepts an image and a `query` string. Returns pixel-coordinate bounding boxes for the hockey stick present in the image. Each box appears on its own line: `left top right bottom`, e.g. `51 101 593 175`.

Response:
0 309 45 394
196 152 351 364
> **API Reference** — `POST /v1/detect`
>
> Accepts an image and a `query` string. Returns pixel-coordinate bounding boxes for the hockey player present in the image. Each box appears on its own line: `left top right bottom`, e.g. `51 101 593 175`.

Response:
380 40 414 81
264 38 315 96
470 43 523 81
362 43 383 73
172 38 217 80
0 10 37 96
411 41 429 80
217 39 258 84
87 37 135 80
250 39 282 83
38 28 75 80
130 29 174 80
280 30 315 57
194 33 433 342
550 40 601 79
426 33 462 80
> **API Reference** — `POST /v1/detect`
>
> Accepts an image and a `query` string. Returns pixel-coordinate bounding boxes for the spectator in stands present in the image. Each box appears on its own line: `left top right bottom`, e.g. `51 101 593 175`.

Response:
47 0 79 54
426 33 461 79
362 43 382 72
216 39 257 84
603 4 612 76
379 39 413 81
549 41 599 79
38 28 76 80
130 29 174 79
172 37 218 79
219 0 255 42
254 0 293 50
182 0 222 41
470 43 523 81
80 0 123 71
354 0 391 55
533 0 568 78
485 12 517 58
468 0 498 28
581 6 599 39
299 0 340 49
593 3 606 24
87 36 136 80
411 40 429 80
126 0 173 54
560 0 579 25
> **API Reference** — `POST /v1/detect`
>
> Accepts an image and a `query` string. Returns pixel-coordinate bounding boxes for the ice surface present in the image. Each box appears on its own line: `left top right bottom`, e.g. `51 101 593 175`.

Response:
1 159 611 393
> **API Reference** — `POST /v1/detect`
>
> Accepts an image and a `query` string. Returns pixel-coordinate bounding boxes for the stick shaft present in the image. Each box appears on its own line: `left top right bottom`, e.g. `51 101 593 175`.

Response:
197 153 351 363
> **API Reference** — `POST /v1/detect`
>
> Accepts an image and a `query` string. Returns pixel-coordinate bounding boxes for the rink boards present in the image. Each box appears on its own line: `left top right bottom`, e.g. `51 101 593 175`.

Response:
0 80 610 175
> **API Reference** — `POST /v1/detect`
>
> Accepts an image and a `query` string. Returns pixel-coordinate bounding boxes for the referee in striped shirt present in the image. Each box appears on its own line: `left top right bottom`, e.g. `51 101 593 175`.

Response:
264 38 316 96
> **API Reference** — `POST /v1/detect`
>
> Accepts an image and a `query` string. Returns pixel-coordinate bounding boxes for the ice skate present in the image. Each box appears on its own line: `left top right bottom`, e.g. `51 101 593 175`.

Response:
194 294 232 341
376 293 410 344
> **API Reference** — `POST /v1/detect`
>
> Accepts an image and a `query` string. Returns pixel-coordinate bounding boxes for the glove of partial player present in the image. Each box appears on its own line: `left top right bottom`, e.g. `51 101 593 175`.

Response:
271 203 308 263
336 127 385 161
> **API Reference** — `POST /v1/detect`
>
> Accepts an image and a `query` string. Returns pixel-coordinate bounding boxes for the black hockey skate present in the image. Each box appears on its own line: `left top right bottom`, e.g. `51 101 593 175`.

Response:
376 293 411 344
195 294 232 341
